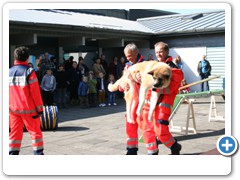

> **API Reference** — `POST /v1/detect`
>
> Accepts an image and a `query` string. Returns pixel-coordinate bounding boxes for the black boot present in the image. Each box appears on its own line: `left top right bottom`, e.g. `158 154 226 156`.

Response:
156 137 162 145
34 149 44 155
170 141 182 155
9 150 20 155
126 148 138 155
152 150 159 155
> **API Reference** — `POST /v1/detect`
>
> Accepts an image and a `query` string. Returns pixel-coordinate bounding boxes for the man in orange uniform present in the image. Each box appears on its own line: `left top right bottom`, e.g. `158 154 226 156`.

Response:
140 42 183 155
120 43 147 155
9 46 44 155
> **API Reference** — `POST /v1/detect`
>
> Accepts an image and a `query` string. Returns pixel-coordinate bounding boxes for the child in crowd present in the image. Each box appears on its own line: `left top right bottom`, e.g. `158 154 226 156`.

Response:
41 68 56 106
96 72 106 107
107 74 117 106
88 71 97 107
78 76 89 108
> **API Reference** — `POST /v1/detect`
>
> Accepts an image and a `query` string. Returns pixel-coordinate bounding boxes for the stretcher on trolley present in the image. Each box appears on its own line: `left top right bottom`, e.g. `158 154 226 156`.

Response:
40 105 59 130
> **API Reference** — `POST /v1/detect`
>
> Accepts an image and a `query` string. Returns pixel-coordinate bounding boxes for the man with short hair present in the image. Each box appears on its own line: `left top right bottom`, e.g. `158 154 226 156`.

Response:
9 46 44 155
120 43 146 155
140 42 183 155
197 55 212 91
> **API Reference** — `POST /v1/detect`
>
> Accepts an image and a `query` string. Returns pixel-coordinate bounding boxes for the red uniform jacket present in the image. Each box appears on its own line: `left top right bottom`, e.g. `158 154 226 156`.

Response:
145 57 184 120
9 61 43 116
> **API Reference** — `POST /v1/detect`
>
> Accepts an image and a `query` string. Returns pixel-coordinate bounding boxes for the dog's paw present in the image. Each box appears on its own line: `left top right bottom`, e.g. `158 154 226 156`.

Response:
148 114 153 121
148 117 153 122
127 119 135 124
136 109 141 117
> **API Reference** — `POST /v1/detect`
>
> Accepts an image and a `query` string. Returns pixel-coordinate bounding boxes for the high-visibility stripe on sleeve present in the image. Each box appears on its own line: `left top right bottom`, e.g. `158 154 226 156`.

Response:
36 105 43 111
28 78 38 84
9 109 37 115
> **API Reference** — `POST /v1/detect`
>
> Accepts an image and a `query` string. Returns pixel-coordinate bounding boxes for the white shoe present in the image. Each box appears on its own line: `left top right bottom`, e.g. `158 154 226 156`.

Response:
108 103 111 106
102 103 106 107
113 103 117 106
99 104 103 107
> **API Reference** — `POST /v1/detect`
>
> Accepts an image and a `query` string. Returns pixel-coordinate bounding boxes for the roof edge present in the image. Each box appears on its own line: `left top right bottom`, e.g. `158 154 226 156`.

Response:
137 10 225 22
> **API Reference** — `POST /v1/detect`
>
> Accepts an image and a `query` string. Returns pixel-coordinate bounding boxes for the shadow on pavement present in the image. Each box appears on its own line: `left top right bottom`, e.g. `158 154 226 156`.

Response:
54 126 89 132
58 98 126 122
175 128 225 142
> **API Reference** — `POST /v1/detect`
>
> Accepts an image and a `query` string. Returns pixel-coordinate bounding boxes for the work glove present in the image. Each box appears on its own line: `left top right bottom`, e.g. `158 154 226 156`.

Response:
32 111 43 119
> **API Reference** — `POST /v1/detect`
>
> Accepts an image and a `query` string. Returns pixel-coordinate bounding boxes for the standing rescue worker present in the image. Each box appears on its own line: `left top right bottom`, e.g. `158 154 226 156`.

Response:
120 43 148 155
140 42 183 155
9 46 44 155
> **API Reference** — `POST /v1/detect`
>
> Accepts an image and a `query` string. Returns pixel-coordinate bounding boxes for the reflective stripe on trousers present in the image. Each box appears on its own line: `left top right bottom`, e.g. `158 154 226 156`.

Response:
127 138 138 149
146 142 158 154
9 112 44 154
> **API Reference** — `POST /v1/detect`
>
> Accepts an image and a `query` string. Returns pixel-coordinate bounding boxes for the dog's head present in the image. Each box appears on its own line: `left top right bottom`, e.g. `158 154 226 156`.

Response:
147 62 172 89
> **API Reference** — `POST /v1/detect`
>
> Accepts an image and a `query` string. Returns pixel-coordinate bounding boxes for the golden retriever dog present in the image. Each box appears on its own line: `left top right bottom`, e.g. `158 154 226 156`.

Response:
108 61 171 123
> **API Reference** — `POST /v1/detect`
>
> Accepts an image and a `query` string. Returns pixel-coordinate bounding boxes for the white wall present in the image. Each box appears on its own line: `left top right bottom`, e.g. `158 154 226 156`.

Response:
68 53 80 63
81 52 97 70
170 47 206 92
139 47 207 92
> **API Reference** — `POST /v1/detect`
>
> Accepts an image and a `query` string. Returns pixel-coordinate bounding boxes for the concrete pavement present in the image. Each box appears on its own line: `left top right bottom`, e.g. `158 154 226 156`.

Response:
20 95 225 155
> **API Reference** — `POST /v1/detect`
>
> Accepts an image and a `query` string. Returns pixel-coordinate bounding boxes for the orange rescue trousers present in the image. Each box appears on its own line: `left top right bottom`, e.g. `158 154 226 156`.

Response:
9 112 44 155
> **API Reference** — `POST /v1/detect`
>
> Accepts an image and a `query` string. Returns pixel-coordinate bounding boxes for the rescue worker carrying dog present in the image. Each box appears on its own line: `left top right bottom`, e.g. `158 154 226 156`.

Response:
141 42 183 155
120 43 146 155
9 46 44 155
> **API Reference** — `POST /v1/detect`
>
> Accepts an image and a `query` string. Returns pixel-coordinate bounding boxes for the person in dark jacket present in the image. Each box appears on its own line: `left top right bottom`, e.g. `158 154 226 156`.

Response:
108 56 122 80
68 61 82 104
197 55 212 91
36 63 43 84
78 56 89 77
55 63 70 108
100 54 109 80
64 56 74 71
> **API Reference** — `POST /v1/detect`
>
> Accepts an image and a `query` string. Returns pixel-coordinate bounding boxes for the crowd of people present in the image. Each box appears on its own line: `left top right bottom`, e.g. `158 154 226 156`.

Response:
33 52 127 109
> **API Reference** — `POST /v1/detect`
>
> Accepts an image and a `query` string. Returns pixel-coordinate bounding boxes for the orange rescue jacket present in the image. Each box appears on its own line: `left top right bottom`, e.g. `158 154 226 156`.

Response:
9 61 43 116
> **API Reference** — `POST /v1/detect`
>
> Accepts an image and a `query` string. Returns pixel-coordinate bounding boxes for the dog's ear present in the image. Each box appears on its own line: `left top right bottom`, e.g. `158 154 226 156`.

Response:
147 66 158 76
147 71 154 76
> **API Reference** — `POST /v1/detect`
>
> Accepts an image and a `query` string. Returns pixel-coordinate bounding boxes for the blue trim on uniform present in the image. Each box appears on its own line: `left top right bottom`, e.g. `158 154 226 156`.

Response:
157 119 169 126
9 65 34 83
